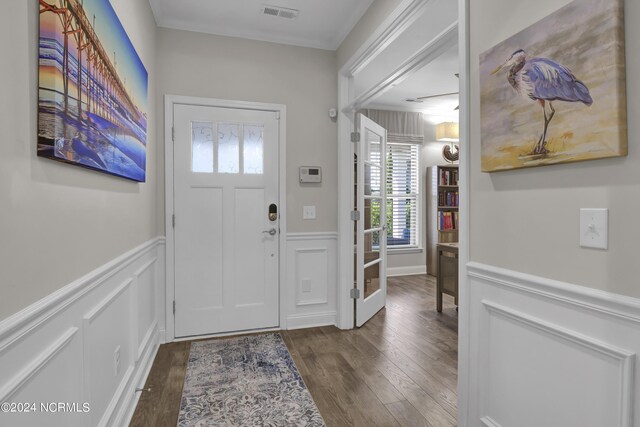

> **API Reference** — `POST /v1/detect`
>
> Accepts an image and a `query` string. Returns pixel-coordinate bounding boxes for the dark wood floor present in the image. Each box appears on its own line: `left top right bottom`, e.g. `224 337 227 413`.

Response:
130 274 458 427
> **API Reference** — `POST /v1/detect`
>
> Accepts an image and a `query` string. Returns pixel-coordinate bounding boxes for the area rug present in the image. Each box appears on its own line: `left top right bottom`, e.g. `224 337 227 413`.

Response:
177 333 325 427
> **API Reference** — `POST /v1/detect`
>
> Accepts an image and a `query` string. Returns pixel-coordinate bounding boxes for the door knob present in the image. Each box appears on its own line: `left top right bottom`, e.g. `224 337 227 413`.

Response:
262 228 277 236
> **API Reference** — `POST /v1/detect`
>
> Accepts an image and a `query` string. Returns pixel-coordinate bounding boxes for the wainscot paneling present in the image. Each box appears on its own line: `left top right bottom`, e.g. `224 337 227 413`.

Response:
285 233 337 329
0 237 165 427
466 262 640 427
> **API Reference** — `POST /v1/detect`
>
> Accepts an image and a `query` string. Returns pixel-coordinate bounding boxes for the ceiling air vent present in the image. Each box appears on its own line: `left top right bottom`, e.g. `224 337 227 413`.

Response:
261 5 300 20
404 98 424 103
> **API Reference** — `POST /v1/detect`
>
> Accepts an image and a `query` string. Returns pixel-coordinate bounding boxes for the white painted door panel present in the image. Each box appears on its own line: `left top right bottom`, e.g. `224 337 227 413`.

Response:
174 104 279 337
356 114 387 327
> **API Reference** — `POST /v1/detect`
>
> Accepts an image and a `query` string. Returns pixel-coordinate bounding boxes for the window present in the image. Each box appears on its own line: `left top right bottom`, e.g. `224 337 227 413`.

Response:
386 143 419 249
191 122 264 175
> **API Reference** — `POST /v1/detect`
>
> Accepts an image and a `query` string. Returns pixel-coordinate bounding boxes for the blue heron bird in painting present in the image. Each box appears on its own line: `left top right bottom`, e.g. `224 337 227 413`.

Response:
491 49 593 155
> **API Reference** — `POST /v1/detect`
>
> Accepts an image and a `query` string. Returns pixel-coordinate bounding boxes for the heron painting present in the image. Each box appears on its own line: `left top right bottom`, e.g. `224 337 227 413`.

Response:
479 0 627 172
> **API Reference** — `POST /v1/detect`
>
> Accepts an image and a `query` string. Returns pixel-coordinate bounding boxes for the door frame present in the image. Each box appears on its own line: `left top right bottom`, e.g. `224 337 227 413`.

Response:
164 95 287 342
336 0 470 424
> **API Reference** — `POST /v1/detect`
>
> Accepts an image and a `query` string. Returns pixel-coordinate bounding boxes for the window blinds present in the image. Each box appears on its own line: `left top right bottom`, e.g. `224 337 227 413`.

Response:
386 143 419 248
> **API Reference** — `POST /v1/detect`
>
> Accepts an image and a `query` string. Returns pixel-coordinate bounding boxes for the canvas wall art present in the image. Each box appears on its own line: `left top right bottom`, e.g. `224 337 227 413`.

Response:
479 0 626 172
38 0 148 182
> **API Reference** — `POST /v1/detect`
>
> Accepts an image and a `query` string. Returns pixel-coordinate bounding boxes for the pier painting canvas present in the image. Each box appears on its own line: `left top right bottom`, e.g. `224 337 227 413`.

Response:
479 0 627 172
38 0 148 182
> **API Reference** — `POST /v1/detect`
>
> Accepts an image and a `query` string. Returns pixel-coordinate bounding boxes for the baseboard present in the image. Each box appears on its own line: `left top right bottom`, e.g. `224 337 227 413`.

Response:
387 265 427 277
0 237 165 427
114 329 161 427
286 312 337 330
465 262 640 426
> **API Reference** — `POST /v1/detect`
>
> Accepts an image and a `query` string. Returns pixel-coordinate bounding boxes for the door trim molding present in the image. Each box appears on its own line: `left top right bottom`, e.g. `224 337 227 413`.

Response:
458 0 471 425
164 95 287 341
344 21 458 113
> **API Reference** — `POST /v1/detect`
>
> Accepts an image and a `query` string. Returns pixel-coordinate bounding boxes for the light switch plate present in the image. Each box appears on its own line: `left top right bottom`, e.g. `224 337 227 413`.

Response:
303 205 316 220
580 208 608 249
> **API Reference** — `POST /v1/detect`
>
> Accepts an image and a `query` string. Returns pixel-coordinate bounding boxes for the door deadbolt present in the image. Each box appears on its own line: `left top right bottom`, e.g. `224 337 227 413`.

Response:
268 203 278 221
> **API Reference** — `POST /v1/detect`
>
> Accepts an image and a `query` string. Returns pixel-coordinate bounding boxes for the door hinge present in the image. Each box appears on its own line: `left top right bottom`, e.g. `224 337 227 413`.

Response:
350 288 360 299
172 214 176 228
173 300 176 315
351 132 360 142
275 111 280 120
171 127 175 142
351 210 360 221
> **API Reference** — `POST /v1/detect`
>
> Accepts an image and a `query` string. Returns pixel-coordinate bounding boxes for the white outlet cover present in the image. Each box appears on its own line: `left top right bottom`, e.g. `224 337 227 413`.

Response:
580 208 608 250
303 205 316 220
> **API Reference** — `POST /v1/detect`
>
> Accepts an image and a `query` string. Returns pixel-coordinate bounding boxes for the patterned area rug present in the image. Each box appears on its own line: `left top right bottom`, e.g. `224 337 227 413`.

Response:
177 333 325 427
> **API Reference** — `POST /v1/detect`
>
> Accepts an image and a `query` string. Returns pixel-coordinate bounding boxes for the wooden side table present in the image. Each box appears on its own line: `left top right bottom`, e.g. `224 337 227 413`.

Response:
436 242 458 312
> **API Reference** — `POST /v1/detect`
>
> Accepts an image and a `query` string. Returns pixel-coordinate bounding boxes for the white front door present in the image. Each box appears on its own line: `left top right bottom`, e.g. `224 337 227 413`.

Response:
355 114 388 327
173 103 280 338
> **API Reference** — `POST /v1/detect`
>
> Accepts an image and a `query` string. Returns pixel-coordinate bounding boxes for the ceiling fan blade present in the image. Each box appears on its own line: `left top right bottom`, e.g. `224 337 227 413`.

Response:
415 91 459 100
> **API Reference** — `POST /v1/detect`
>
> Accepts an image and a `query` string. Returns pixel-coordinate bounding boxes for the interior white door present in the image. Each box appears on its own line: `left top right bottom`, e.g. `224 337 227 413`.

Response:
173 104 280 337
355 114 387 327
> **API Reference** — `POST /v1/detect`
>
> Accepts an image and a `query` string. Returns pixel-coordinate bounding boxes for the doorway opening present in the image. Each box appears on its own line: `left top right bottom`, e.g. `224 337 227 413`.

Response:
337 0 470 423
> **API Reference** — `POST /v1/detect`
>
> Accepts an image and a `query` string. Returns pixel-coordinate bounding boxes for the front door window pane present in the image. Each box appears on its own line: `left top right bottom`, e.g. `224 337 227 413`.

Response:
218 123 239 174
191 122 214 173
244 124 264 174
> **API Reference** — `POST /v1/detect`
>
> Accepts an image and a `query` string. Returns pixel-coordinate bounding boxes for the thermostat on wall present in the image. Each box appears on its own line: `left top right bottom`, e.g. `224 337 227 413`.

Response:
299 166 322 183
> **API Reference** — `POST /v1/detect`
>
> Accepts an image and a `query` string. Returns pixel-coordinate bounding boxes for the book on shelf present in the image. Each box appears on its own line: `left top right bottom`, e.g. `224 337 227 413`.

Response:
438 211 458 231
439 169 459 186
438 191 459 207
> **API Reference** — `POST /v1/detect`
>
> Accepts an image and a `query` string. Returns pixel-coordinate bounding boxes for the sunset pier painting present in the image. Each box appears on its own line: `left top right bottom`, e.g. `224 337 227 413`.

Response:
38 0 148 182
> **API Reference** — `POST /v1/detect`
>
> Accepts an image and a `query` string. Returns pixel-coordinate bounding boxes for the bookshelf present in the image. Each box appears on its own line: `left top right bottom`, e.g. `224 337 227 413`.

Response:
427 165 459 276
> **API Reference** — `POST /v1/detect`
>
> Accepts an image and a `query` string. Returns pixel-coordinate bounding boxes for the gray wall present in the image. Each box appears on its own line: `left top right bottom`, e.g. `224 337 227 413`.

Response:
0 0 159 320
156 28 338 234
337 0 404 69
469 0 640 298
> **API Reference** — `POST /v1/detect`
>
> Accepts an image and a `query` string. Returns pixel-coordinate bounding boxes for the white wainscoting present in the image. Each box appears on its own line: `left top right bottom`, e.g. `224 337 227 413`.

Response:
0 237 165 427
285 233 338 329
466 262 640 427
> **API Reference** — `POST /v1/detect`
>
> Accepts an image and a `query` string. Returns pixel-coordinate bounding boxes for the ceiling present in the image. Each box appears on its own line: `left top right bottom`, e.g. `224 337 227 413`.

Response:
148 0 375 50
367 44 460 122
149 0 459 120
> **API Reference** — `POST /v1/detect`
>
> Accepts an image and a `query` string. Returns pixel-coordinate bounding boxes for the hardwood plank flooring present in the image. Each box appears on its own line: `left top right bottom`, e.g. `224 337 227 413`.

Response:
129 274 458 427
